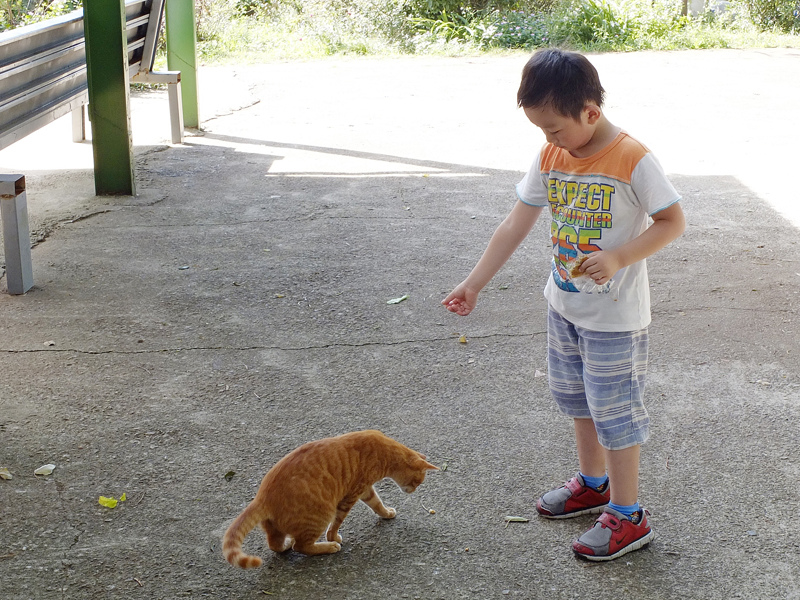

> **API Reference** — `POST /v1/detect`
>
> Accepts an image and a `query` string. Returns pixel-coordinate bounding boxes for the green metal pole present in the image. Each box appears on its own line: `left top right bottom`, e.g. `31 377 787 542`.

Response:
165 0 199 128
82 0 135 195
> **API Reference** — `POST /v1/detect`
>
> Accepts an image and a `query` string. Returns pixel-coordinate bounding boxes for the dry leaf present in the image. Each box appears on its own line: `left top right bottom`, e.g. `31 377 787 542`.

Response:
34 464 55 476
504 516 529 527
504 516 529 522
458 335 467 344
0 468 12 480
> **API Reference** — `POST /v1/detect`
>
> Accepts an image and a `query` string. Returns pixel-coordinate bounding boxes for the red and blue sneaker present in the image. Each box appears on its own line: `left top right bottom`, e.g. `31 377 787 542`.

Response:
536 473 610 519
572 506 654 561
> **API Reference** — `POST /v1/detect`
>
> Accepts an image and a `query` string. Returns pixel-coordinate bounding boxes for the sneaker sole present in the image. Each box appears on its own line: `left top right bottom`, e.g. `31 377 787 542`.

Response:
574 529 655 562
537 504 608 520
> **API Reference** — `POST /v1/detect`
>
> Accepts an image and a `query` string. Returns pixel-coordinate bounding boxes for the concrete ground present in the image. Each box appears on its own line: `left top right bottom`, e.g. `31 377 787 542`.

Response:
1 48 799 599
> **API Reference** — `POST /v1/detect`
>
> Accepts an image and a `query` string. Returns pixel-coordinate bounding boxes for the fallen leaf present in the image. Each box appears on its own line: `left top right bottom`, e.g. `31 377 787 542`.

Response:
504 516 529 528
120 493 127 502
504 516 529 522
34 464 55 476
99 496 118 508
0 468 12 480
224 470 236 482
387 294 409 305
458 335 467 344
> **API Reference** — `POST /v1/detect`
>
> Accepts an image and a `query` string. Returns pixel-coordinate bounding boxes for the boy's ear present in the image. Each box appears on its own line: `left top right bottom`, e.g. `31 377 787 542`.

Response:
584 103 602 124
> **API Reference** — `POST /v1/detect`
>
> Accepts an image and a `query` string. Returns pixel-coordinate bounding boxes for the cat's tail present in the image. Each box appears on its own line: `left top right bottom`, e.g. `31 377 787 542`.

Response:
222 505 264 569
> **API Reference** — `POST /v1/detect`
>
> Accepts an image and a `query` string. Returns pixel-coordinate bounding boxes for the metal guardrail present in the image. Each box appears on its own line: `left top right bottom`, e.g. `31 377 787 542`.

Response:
0 0 182 152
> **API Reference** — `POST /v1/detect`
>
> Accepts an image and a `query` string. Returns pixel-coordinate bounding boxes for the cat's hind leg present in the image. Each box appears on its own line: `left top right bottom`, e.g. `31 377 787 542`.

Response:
261 519 293 553
361 485 396 519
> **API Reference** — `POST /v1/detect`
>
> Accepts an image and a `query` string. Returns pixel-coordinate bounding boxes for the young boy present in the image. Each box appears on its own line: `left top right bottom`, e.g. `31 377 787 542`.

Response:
442 48 684 561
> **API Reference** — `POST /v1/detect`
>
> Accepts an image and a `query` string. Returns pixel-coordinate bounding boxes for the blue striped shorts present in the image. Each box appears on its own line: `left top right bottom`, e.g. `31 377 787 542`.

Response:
547 308 650 450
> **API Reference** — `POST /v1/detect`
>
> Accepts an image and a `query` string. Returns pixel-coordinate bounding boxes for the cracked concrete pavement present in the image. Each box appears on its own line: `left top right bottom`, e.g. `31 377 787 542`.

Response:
1 49 799 599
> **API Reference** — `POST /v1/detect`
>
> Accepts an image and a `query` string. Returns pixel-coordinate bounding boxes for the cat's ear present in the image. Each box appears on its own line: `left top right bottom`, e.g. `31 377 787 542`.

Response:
415 452 438 470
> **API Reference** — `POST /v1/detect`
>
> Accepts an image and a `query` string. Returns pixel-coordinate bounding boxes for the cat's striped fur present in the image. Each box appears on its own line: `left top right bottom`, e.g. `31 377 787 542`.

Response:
223 430 437 568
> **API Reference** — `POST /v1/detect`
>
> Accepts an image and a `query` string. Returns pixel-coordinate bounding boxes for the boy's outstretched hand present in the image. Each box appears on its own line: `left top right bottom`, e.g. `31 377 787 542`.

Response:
442 283 479 316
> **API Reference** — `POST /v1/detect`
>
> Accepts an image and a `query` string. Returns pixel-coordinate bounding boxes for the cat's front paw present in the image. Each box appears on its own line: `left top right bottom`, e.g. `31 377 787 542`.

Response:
384 507 397 519
326 531 343 543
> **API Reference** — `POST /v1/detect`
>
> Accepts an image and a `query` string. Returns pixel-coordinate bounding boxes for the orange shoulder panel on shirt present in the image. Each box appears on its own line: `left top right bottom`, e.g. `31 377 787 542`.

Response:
539 133 649 185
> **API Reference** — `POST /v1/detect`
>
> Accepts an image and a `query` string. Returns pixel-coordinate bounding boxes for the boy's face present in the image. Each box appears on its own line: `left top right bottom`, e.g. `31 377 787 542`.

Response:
523 103 599 157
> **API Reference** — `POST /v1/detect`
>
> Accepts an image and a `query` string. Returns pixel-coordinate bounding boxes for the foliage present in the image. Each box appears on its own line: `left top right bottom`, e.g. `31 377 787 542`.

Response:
1 0 80 31
477 9 550 48
730 0 800 33
407 0 557 20
549 0 638 49
195 0 413 59
3 0 799 57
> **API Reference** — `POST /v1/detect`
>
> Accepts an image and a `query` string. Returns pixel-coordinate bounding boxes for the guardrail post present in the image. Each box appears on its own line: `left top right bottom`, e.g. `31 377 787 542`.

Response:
1 175 34 295
83 0 135 195
165 0 199 128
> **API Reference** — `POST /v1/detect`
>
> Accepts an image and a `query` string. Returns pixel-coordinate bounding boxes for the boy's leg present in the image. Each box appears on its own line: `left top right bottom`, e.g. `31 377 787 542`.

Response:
605 443 640 507
537 310 610 518
571 325 653 560
570 419 641 504
574 417 605 478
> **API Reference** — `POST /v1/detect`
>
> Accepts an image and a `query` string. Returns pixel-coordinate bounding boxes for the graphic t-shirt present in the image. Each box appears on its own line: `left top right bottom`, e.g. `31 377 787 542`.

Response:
515 132 681 332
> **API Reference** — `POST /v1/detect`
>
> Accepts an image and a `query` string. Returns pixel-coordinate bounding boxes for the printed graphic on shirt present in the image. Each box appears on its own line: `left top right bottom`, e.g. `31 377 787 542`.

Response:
548 175 616 294
537 135 649 295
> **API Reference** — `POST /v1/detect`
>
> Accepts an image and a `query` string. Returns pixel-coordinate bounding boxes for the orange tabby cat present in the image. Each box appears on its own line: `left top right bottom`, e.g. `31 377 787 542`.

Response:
222 430 437 568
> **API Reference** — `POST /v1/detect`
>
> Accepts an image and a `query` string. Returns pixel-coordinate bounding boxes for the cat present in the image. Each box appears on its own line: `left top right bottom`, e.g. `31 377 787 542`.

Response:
222 430 438 568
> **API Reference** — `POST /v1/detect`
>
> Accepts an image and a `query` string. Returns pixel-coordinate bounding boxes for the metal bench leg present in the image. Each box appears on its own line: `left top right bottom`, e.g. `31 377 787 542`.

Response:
168 80 184 144
1 175 34 295
72 104 87 142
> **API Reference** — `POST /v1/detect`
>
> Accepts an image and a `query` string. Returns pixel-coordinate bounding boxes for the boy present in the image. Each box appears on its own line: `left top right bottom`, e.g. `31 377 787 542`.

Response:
442 48 684 561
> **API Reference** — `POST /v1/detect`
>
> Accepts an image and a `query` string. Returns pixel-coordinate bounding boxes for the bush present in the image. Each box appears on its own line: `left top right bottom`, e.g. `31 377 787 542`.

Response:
195 0 413 59
1 0 81 31
3 0 799 57
550 0 638 49
405 0 557 20
474 9 550 48
737 0 800 33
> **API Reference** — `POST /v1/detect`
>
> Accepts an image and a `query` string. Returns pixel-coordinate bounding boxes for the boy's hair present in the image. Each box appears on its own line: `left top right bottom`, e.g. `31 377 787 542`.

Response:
517 48 605 120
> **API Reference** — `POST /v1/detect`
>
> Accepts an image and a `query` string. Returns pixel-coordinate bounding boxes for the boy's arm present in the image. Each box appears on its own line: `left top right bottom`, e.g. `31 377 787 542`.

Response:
579 202 685 285
443 201 544 316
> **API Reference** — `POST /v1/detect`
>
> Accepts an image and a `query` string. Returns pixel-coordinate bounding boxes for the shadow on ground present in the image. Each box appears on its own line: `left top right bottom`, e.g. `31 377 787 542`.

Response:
2 51 800 599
